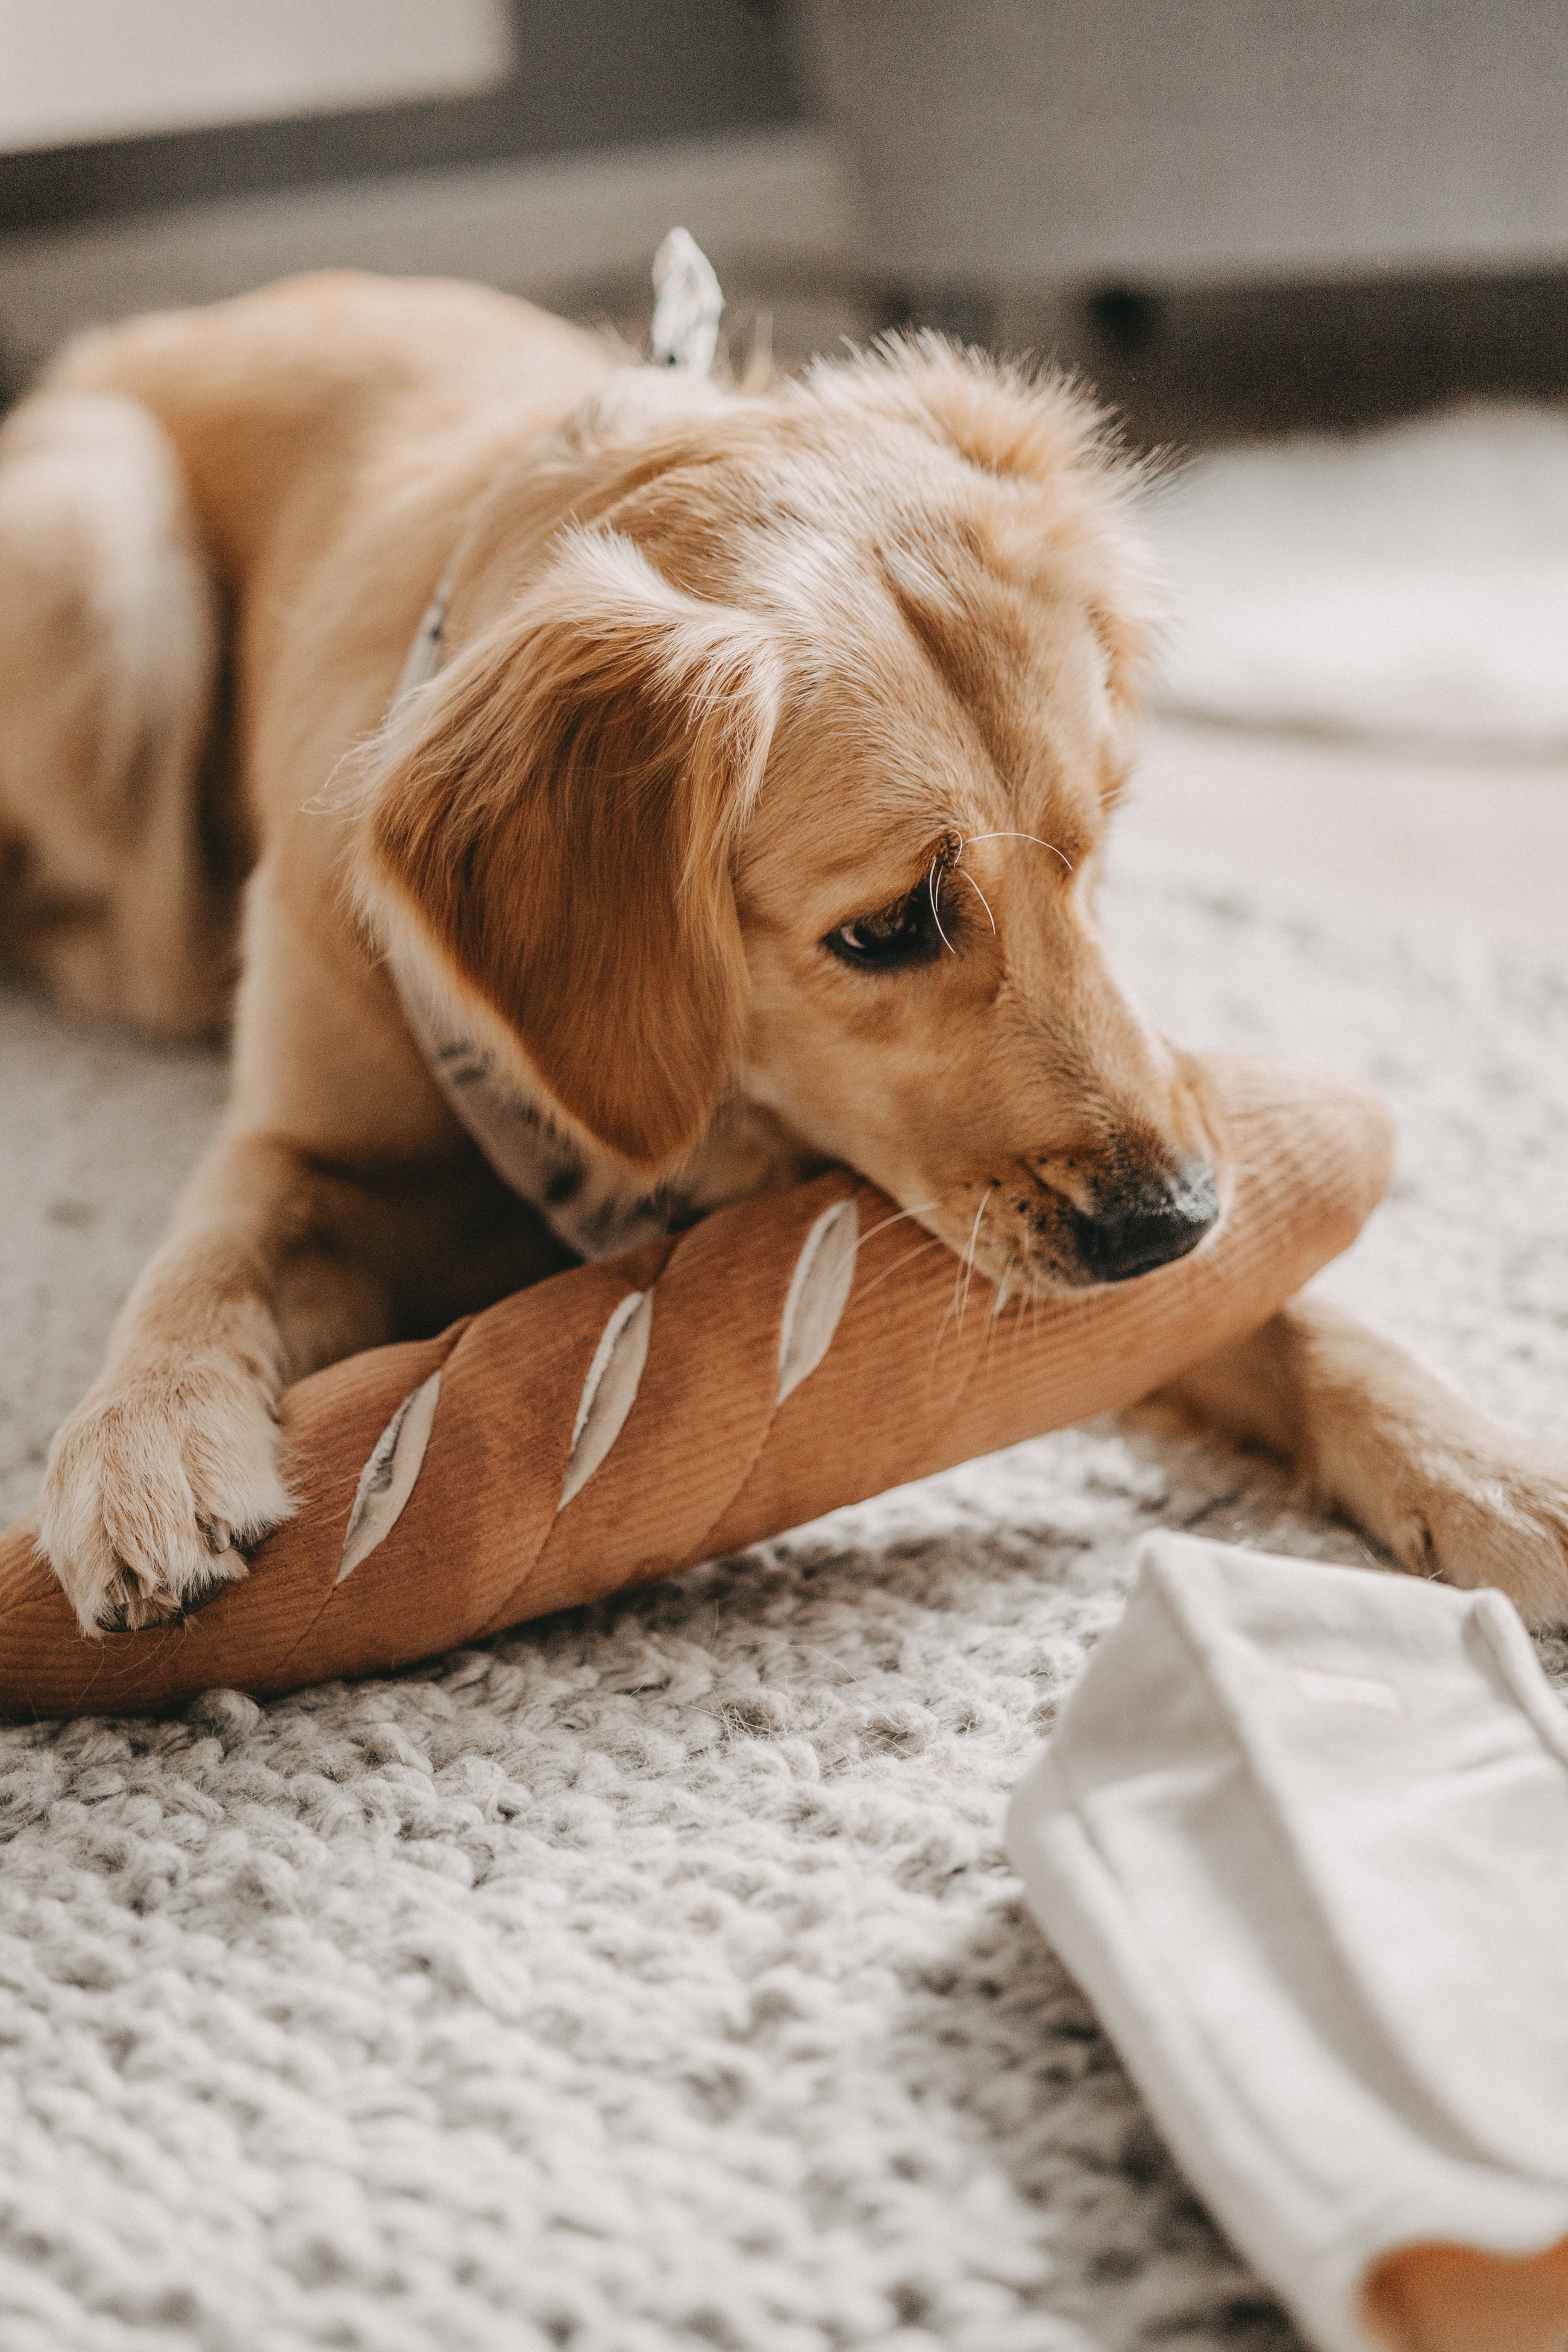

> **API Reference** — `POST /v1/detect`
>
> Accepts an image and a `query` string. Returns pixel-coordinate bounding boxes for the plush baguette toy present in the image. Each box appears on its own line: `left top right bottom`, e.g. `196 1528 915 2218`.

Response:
0 1055 1393 1720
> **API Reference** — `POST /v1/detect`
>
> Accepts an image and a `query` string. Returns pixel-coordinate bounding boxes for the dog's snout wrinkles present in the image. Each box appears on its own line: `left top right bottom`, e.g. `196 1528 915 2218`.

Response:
1070 1163 1221 1284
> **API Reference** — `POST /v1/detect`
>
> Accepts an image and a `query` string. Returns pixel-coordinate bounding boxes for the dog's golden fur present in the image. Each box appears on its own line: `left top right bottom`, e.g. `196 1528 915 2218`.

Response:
2 269 1566 1636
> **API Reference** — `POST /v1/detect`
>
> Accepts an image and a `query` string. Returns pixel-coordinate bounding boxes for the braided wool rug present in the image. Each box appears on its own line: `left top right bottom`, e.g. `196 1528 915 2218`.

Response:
1 840 1566 2352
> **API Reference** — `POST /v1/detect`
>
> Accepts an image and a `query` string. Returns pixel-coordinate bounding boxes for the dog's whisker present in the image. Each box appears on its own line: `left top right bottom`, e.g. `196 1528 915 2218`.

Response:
989 1257 1013 1324
953 870 997 934
858 1198 941 1249
926 1288 959 1386
927 857 956 955
956 1186 992 1337
986 1254 1015 1378
951 1207 973 1325
1009 1286 1028 1373
856 1234 947 1303
961 829 1074 873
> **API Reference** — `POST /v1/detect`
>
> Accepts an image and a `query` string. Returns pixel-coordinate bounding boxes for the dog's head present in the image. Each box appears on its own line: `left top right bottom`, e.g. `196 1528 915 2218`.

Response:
353 339 1222 1292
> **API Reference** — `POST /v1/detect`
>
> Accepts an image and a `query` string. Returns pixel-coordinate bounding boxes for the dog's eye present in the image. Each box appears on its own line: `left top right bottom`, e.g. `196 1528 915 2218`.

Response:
824 888 942 970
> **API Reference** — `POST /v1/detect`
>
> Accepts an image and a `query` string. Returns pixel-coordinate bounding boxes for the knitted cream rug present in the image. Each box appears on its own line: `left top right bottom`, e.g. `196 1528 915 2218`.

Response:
1 842 1566 2352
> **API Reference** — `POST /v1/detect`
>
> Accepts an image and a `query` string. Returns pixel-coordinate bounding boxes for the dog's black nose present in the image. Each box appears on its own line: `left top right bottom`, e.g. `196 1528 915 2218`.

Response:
1070 1164 1221 1284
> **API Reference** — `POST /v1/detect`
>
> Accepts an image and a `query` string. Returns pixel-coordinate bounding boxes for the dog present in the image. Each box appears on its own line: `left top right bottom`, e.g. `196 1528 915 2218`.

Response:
1 268 1565 1637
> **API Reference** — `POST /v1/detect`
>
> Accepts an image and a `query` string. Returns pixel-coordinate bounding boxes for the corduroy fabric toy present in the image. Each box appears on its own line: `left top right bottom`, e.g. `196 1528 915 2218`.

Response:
0 1054 1391 1720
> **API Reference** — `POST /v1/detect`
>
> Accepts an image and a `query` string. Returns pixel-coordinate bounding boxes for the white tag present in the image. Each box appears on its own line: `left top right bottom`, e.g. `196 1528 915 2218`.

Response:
650 227 723 377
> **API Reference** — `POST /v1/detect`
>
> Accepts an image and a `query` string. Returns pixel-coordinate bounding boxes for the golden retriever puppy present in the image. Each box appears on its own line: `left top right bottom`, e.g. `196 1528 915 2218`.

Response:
1 271 1564 1635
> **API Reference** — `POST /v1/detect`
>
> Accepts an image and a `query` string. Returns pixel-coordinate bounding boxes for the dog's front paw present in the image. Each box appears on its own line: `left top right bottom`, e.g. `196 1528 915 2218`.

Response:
1379 1434 1568 1631
38 1354 294 1635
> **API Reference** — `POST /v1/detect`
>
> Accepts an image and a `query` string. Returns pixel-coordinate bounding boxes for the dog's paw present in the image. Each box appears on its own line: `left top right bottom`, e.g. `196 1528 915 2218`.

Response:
1377 1433 1568 1631
38 1354 294 1635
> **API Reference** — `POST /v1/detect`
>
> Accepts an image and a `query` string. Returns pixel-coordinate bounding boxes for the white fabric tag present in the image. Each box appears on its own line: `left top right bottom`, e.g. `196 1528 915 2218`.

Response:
1006 1534 1568 2352
650 227 723 376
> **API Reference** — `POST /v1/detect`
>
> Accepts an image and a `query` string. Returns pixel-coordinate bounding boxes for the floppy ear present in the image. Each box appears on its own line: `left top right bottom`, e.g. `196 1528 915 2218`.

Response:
360 529 782 1169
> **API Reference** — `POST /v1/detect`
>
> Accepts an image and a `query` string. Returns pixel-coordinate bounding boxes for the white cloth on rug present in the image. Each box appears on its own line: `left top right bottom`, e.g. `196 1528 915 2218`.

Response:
1006 1533 1568 2352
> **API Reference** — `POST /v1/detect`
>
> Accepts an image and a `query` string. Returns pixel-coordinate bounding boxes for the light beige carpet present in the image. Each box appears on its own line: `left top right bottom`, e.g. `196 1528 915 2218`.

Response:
0 841 1564 2352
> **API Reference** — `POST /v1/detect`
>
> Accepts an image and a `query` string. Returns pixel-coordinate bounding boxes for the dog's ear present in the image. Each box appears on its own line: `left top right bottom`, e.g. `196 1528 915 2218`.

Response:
361 530 782 1169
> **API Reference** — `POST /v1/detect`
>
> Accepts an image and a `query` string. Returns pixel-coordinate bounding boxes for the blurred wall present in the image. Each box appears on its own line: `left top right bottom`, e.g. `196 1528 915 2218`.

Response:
2 0 1564 449
0 0 822 388
0 1 514 155
0 0 801 235
792 0 1568 293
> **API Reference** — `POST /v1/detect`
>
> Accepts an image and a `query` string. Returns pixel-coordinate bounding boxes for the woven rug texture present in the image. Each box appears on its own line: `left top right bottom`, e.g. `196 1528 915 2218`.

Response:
0 841 1566 2352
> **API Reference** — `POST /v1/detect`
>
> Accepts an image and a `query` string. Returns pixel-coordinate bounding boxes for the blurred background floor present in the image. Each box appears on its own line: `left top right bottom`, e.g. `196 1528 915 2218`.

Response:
1125 720 1568 955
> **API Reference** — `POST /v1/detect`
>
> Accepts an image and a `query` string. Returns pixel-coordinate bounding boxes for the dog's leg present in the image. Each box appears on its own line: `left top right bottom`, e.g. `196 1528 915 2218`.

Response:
1158 1297 1568 1627
0 388 233 1036
37 1124 570 1635
36 844 574 1637
39 1133 373 1632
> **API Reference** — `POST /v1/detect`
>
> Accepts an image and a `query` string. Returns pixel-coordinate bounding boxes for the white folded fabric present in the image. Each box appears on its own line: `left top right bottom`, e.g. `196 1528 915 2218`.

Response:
1005 1535 1568 2352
